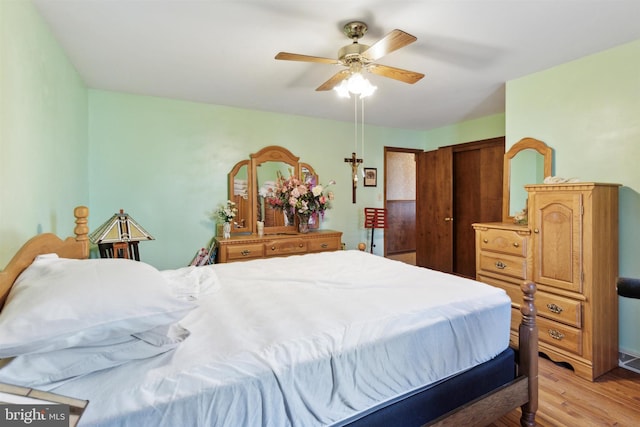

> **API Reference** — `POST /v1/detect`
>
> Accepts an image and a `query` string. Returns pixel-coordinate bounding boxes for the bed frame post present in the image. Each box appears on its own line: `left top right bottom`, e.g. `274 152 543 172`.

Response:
0 206 90 308
519 281 538 427
74 206 90 243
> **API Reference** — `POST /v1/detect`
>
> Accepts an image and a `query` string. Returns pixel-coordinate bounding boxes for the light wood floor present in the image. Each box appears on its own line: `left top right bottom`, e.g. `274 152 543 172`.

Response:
489 356 640 426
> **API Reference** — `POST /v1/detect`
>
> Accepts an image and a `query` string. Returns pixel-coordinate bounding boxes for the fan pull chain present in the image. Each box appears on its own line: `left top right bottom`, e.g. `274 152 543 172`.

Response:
361 96 365 176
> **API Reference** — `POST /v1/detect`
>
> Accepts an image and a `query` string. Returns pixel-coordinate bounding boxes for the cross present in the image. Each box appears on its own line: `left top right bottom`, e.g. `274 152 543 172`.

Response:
344 152 363 204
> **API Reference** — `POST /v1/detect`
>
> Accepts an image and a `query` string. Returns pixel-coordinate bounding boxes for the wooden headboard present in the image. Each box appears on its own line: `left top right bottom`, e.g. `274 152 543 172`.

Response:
0 206 90 308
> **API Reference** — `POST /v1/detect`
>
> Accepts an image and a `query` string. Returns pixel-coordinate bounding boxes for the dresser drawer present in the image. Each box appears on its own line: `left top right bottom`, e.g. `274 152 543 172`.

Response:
512 309 583 355
536 291 582 328
307 236 341 252
265 238 307 257
478 252 527 280
224 243 264 261
478 228 528 257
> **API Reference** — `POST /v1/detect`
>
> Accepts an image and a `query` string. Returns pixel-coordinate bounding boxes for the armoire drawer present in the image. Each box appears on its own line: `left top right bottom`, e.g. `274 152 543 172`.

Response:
538 316 583 355
265 238 307 257
512 308 582 355
477 228 528 257
224 243 265 261
536 291 582 328
482 274 583 329
478 252 527 280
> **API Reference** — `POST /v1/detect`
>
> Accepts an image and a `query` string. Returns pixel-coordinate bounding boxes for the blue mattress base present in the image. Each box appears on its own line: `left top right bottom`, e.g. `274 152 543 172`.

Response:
342 347 516 427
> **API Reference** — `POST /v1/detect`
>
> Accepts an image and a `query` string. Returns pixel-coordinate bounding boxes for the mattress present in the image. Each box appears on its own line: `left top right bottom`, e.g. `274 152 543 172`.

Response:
53 250 511 427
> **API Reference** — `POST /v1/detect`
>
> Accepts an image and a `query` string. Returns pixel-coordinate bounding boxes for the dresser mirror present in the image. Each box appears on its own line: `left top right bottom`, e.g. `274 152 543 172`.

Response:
228 145 319 235
502 137 553 222
228 160 252 233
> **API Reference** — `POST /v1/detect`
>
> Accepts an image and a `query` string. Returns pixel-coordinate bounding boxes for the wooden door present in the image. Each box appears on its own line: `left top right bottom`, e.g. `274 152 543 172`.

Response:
416 137 504 277
416 147 453 271
453 148 480 277
453 141 505 277
529 190 584 293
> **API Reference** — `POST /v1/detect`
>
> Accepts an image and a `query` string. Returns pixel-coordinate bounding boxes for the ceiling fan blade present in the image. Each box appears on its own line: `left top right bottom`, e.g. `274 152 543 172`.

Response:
368 64 424 84
275 52 339 64
362 29 417 61
316 70 350 91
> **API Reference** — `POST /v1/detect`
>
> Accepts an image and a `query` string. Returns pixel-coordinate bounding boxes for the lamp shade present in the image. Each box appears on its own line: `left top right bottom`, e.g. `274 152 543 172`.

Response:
89 209 154 244
334 73 377 99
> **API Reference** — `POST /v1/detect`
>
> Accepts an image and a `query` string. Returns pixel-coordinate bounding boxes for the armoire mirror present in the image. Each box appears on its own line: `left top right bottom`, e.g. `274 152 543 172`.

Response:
227 145 319 235
502 137 553 222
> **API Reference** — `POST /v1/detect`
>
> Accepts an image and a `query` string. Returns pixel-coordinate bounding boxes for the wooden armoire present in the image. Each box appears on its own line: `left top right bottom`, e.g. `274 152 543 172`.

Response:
416 137 504 277
474 182 620 381
527 182 619 380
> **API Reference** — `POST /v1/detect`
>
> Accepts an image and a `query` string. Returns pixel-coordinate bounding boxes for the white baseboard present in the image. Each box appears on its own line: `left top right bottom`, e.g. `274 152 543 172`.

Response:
618 351 640 374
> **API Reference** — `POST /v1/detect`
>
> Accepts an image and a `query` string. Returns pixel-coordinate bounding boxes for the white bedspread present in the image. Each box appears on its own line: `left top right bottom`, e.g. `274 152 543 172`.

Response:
53 250 511 427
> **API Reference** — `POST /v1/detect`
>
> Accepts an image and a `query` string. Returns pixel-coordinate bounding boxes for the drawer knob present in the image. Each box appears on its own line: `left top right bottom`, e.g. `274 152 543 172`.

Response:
271 246 276 251
320 243 328 248
548 329 565 341
534 228 540 234
299 243 304 248
241 250 251 256
513 242 519 247
495 261 507 269
483 238 488 243
546 303 564 314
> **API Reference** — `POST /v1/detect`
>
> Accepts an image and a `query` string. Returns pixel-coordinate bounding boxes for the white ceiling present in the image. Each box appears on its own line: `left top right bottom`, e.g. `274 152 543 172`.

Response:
33 0 640 131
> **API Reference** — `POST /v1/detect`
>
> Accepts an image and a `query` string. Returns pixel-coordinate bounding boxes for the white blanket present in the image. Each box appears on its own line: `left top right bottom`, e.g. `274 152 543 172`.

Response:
54 250 511 427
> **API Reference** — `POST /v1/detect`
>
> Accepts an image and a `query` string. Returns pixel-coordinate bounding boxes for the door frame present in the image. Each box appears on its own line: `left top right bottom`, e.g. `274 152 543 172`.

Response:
383 146 422 257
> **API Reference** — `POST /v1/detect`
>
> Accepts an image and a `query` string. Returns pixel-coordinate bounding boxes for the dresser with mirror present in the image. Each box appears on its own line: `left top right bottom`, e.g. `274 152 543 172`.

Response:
216 145 342 263
473 137 619 381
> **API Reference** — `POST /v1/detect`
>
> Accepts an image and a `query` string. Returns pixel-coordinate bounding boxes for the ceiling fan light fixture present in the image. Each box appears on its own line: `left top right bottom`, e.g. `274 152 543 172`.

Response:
334 80 351 98
334 73 377 99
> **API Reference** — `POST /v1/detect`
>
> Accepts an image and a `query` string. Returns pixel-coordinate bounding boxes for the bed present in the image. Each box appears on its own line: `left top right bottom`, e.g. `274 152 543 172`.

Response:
0 206 538 426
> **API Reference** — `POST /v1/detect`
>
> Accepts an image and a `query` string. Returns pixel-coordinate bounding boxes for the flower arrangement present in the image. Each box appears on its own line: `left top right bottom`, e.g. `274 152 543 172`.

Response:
215 200 238 223
513 207 528 225
267 171 334 218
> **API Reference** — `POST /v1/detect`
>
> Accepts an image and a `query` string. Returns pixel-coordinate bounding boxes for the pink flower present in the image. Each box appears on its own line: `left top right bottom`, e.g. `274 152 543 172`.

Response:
268 171 335 218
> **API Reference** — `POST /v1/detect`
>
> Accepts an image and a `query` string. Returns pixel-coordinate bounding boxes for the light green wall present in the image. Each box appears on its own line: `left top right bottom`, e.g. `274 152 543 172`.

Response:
88 90 425 269
506 39 640 356
424 113 506 148
0 0 88 267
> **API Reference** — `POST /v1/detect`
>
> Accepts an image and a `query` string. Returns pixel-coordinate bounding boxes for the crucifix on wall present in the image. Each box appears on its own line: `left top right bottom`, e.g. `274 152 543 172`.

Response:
344 152 363 203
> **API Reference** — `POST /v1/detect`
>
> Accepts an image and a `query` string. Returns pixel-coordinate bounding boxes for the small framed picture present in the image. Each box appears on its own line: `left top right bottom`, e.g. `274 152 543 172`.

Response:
363 168 377 187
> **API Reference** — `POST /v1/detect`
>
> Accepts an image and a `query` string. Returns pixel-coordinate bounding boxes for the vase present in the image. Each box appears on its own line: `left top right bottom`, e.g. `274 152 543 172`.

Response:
297 214 310 234
223 222 231 239
284 210 295 227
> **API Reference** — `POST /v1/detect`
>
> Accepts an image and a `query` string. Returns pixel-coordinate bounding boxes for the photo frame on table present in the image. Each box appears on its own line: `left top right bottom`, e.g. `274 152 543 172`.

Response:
363 168 377 187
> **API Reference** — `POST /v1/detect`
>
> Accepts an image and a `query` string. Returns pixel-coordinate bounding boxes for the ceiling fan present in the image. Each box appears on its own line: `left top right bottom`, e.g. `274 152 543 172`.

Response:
275 21 425 92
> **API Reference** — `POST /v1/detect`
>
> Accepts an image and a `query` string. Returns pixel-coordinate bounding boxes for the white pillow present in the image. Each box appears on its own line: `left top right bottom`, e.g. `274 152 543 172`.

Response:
0 323 190 389
0 255 196 358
